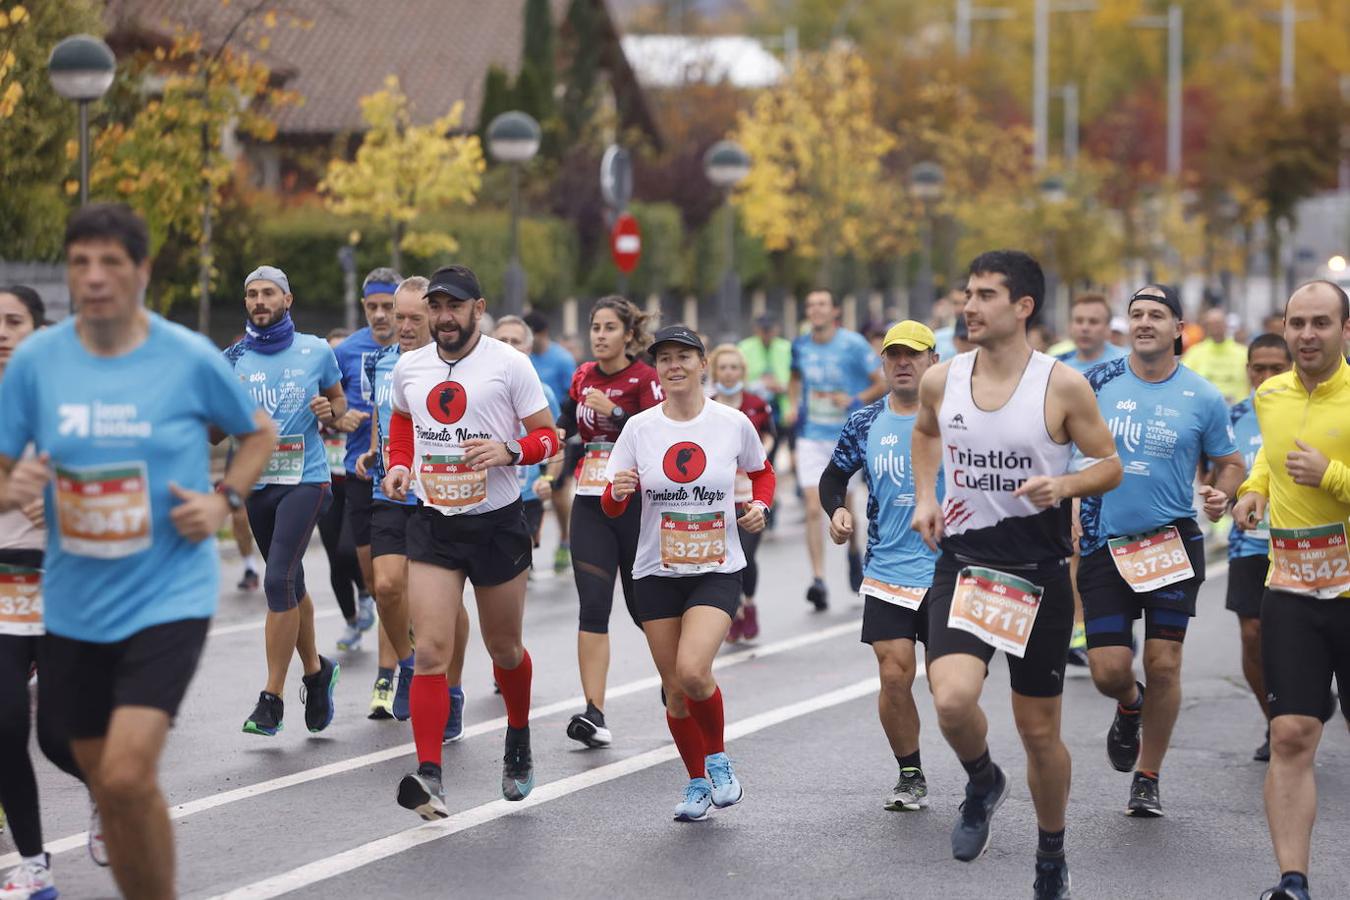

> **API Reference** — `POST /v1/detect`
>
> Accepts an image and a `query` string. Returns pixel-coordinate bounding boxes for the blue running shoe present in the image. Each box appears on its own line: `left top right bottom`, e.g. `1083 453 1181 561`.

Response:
705 752 743 808
951 763 1009 862
1033 855 1071 900
1261 883 1311 900
502 725 534 801
392 660 414 721
301 655 340 733
356 593 376 631
444 685 465 743
336 622 362 652
673 778 713 822
242 691 284 736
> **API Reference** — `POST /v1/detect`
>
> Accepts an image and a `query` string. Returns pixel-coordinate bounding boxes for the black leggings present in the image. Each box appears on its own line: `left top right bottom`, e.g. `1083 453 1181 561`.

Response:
739 525 762 598
316 477 365 622
571 494 641 634
246 483 332 613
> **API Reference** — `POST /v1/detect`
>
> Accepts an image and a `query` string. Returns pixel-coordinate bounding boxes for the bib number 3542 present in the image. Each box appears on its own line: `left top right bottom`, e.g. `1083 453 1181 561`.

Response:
948 567 1044 658
1269 522 1350 599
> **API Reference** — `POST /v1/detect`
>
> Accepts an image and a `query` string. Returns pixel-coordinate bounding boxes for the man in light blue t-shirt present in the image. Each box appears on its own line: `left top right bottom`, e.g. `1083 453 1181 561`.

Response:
0 204 274 895
1055 293 1129 374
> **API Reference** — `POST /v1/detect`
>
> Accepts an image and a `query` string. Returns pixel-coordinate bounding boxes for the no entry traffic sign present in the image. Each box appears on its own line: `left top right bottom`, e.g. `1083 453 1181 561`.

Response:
610 213 641 275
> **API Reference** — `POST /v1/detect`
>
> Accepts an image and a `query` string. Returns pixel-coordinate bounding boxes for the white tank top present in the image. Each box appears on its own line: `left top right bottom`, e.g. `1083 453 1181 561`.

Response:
938 349 1073 566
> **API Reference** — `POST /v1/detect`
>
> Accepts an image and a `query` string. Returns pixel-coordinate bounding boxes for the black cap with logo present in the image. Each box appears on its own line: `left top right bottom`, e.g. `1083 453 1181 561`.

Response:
647 325 705 359
1128 285 1184 355
424 265 483 301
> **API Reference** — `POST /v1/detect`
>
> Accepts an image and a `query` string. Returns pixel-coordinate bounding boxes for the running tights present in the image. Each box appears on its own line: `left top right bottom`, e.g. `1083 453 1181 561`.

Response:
246 483 331 613
316 477 365 622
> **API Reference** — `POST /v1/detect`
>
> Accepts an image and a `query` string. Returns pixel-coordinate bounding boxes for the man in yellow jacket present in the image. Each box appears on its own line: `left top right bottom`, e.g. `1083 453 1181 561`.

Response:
1233 280 1350 900
1183 307 1249 402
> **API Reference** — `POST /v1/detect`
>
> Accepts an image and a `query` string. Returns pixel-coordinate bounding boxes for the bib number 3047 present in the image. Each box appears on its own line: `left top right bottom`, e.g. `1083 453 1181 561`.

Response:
55 461 152 559
1269 522 1350 599
948 567 1044 658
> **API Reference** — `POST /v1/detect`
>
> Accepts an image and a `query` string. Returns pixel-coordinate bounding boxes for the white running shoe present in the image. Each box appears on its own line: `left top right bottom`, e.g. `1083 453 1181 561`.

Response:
0 853 57 900
88 796 108 867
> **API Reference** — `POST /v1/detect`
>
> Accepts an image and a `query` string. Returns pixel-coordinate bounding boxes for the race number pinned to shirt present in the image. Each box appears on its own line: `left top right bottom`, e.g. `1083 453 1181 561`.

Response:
1268 522 1350 599
0 564 42 636
859 578 926 611
948 566 1043 658
576 442 614 497
55 461 152 559
659 511 727 574
807 390 847 427
1108 525 1195 593
324 434 346 475
260 434 306 486
419 453 488 515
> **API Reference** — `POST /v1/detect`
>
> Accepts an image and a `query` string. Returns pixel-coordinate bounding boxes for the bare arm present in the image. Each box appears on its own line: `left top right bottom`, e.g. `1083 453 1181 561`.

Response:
858 366 887 404
910 362 948 550
786 370 802 426
1055 367 1122 498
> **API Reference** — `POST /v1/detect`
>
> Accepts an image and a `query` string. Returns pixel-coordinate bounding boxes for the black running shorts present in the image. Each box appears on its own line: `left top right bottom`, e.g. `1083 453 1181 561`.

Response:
371 500 415 559
633 572 742 623
345 476 374 547
405 500 532 587
860 594 928 645
1225 554 1269 620
1261 587 1350 720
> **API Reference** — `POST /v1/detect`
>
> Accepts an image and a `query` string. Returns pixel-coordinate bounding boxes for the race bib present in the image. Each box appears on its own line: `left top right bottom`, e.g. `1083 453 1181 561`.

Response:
807 390 847 426
55 461 152 559
1268 522 1350 599
576 442 613 497
260 434 305 486
419 454 487 515
660 511 727 574
1108 525 1195 593
0 564 42 636
947 566 1043 658
324 434 346 475
859 577 926 611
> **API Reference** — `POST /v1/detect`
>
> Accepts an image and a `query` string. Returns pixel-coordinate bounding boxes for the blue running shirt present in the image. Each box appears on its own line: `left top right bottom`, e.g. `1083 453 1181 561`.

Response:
1228 395 1269 560
791 329 880 442
530 341 577 406
367 343 414 505
225 333 341 488
333 327 387 473
0 315 258 642
829 398 941 587
1079 359 1237 554
1054 342 1127 374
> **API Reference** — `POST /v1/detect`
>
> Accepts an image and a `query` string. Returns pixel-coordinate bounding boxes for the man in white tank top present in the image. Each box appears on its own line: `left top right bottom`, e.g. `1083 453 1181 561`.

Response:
911 251 1122 899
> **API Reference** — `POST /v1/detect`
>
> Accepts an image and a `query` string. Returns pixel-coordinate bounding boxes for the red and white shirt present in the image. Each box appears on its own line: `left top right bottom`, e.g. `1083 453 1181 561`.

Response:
570 358 663 495
390 335 548 516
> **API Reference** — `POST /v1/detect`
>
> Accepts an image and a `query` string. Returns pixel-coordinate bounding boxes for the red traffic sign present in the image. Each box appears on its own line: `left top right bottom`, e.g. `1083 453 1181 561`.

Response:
610 213 641 275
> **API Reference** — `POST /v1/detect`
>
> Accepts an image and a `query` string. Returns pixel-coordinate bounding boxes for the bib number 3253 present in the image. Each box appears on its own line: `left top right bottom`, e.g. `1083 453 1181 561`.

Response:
0 565 42 635
1269 522 1350 599
1108 525 1195 593
55 461 152 559
660 511 726 574
948 567 1044 658
419 454 487 515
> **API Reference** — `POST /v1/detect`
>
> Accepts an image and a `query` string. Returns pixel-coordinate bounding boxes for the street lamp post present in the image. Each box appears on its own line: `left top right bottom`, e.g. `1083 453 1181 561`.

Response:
47 35 116 206
487 111 542 317
1034 0 1095 171
1132 5 1183 179
703 140 751 342
909 162 945 324
1039 173 1068 329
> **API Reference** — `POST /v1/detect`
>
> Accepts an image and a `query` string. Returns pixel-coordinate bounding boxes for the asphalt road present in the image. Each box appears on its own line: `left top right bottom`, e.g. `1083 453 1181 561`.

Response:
5 496 1349 899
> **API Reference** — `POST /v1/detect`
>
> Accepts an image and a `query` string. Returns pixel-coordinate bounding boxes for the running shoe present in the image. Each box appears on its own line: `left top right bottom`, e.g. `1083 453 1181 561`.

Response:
566 702 612 749
336 621 363 652
444 685 465 743
951 763 1009 862
1033 855 1072 899
368 677 395 720
397 765 448 821
741 605 760 640
301 655 340 733
356 593 376 631
1254 728 1271 763
1262 881 1312 900
847 550 864 593
1107 682 1144 772
705 752 743 808
0 852 56 900
806 578 828 611
725 615 744 644
673 777 714 822
1126 772 1162 817
236 568 259 592
242 691 284 736
88 794 108 867
392 660 414 721
553 544 571 574
1065 623 1089 671
885 766 929 811
502 725 534 801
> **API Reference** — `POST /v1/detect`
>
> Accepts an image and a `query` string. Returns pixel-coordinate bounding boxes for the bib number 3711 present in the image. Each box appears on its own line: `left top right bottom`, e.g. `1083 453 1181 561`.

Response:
948 567 1044 658
1268 522 1350 599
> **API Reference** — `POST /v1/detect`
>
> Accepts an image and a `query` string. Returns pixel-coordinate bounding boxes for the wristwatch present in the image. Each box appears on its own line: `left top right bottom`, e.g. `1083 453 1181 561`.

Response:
214 482 244 512
611 405 625 419
505 439 523 464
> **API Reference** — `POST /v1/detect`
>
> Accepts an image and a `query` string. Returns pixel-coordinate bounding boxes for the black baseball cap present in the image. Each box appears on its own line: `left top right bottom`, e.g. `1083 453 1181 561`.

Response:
647 325 705 358
424 265 482 301
1128 284 1185 355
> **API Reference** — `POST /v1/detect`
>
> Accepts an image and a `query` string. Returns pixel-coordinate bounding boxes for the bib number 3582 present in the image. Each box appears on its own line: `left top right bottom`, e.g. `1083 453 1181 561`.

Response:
948 567 1043 658
660 511 726 574
1269 522 1350 599
419 454 487 515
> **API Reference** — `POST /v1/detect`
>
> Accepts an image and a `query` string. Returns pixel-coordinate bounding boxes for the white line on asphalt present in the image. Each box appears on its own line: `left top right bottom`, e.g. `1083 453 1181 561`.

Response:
202 675 889 900
208 608 342 638
3 619 861 868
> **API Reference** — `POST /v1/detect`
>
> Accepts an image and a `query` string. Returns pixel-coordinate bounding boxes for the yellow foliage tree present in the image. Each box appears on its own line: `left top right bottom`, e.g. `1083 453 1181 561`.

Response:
320 76 486 271
0 4 29 119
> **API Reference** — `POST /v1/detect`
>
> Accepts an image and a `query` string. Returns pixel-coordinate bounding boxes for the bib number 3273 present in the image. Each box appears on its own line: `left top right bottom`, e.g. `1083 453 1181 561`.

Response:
0 565 42 635
419 454 487 515
948 567 1044 658
55 461 152 559
1269 522 1350 599
1108 525 1195 593
660 511 726 574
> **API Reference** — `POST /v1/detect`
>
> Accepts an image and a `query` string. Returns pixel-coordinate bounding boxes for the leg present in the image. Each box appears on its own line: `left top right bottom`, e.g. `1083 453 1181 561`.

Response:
1011 693 1070 831
406 561 468 767
1239 617 1270 719
801 485 826 581
373 553 414 660
929 654 990 762
255 485 329 693
645 616 707 781
1086 644 1138 704
674 605 733 704
572 497 621 710
1265 715 1322 874
447 600 470 687
295 593 320 675
317 477 356 623
232 506 254 558
1136 619 1188 773
873 639 920 757
553 478 573 544
0 636 44 857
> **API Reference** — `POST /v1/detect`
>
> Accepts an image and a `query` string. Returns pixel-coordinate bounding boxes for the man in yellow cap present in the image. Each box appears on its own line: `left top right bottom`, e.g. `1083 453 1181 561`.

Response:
819 320 942 812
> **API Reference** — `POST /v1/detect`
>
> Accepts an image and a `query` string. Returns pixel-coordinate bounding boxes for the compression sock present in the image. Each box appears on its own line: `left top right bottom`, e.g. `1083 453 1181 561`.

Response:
961 747 997 792
667 713 707 779
897 750 921 770
687 686 726 755
493 649 533 729
410 674 449 766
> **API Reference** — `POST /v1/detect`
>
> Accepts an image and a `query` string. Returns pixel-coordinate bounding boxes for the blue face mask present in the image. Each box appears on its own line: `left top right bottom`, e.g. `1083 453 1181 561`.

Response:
242 309 295 354
715 380 744 396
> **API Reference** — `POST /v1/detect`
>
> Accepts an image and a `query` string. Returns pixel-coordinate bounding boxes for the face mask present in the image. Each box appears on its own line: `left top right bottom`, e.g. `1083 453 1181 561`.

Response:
715 380 744 396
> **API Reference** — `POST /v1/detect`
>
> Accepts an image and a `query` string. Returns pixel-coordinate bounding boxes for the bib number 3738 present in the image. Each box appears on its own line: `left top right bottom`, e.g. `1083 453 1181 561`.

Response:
1108 525 1195 593
1269 523 1350 599
55 461 152 559
660 511 726 574
948 567 1043 658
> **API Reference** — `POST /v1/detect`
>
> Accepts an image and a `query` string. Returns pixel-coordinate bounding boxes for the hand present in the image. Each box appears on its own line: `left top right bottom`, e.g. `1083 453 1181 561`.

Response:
354 450 376 479
828 507 853 545
462 439 513 470
6 452 50 509
1013 475 1063 510
582 388 617 416
1286 439 1330 488
309 395 335 424
737 501 767 534
1233 492 1268 531
168 483 230 543
611 468 639 501
21 498 44 530
383 465 411 502
912 498 944 551
534 477 553 502
333 409 370 433
1197 484 1228 522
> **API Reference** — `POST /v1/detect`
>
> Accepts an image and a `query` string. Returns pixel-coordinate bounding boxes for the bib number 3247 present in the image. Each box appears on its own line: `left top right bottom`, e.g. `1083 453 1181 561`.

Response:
948 567 1044 658
660 511 726 574
55 461 152 559
1269 522 1350 599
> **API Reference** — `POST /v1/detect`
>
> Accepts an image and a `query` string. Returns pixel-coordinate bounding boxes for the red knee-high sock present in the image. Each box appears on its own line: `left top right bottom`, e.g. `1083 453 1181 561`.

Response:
493 649 533 729
667 713 707 779
411 673 450 766
686 686 725 755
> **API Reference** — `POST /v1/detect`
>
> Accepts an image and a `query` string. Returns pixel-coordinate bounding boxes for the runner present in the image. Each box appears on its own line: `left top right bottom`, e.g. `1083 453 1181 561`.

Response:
1231 280 1350 900
819 320 940 812
322 328 373 652
524 310 577 573
738 314 792 475
1182 307 1249 403
1224 333 1292 762
0 203 273 898
911 250 1122 898
357 276 471 732
708 343 774 642
493 316 563 551
225 265 345 737
383 264 558 815
601 326 775 822
230 506 260 592
786 289 886 610
1077 284 1244 817
557 297 662 749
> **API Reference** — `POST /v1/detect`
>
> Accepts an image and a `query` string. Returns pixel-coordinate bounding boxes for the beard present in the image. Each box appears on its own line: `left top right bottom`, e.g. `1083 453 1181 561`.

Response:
251 307 285 329
435 320 476 355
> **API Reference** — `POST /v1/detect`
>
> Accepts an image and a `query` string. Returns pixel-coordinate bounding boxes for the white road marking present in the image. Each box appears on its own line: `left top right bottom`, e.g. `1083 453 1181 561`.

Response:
202 675 889 899
208 608 343 638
